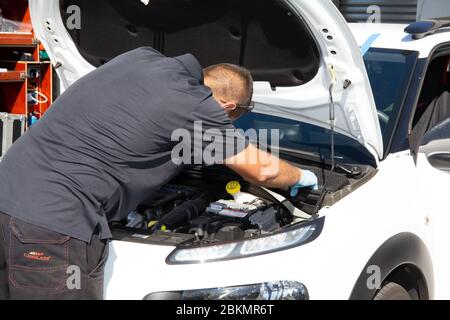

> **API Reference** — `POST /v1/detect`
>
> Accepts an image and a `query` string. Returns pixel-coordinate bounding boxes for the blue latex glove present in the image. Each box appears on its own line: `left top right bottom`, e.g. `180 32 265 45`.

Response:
290 169 319 197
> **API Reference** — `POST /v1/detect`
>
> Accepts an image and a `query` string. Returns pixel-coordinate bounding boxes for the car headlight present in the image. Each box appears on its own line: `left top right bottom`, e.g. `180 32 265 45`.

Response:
166 217 324 264
144 281 308 300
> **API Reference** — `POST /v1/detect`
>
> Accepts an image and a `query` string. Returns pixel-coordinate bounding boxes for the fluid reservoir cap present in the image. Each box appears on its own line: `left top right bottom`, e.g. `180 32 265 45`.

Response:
226 181 241 195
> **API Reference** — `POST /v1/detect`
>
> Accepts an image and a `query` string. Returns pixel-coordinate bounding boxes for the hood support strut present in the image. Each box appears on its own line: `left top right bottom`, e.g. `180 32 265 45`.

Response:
328 64 337 172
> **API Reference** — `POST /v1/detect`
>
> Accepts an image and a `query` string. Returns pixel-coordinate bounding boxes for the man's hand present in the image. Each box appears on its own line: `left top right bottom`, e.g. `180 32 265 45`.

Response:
289 169 319 197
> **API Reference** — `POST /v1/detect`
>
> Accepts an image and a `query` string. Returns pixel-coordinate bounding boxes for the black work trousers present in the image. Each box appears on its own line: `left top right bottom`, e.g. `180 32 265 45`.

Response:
0 212 108 300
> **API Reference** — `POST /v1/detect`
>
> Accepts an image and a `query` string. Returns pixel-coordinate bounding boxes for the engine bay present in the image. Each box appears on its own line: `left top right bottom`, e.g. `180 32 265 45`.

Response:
112 181 294 244
110 163 376 246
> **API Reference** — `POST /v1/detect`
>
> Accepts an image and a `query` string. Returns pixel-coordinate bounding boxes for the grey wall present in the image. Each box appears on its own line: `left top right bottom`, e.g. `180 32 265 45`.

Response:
333 0 450 23
338 0 418 23
417 0 450 20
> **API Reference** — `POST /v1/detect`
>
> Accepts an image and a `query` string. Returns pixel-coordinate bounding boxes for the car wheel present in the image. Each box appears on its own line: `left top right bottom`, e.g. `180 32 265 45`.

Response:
373 282 412 300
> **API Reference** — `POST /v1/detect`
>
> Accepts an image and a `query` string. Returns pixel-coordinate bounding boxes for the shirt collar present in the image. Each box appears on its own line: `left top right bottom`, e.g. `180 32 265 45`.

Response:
174 53 204 83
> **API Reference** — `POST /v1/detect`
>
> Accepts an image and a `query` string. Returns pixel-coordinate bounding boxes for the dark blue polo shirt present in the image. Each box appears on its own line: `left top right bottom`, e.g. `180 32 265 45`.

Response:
0 47 247 242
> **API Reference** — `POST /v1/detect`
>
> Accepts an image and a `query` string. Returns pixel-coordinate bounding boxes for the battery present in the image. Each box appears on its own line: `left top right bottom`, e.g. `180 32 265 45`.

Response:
206 199 268 219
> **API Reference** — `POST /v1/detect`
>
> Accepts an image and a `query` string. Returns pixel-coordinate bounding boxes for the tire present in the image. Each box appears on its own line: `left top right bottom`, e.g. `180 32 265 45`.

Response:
373 282 412 300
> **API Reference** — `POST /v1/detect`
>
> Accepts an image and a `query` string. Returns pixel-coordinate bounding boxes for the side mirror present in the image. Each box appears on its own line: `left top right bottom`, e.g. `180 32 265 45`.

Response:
419 118 450 172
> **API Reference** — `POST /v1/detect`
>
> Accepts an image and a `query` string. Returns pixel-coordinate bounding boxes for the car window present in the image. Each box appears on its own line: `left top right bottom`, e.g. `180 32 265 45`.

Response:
413 55 450 127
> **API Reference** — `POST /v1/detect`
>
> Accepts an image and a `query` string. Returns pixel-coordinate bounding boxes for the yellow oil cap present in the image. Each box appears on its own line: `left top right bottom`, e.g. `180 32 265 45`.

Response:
226 181 241 195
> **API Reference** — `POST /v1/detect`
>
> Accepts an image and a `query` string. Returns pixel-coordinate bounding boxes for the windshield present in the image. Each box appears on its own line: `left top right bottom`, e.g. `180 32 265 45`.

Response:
235 48 418 165
363 48 418 151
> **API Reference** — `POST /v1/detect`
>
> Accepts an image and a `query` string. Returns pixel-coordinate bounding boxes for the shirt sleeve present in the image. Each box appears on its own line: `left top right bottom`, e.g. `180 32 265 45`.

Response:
189 96 249 166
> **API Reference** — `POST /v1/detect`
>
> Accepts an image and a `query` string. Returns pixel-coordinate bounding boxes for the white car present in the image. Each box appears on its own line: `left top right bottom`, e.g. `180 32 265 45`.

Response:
29 0 450 300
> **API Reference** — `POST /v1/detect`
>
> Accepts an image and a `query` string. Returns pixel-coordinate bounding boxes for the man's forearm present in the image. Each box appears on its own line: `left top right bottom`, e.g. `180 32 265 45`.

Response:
226 145 301 189
246 152 301 188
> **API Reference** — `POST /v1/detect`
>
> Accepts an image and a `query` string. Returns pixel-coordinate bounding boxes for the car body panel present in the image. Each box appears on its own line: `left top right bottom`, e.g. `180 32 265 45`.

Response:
103 150 435 300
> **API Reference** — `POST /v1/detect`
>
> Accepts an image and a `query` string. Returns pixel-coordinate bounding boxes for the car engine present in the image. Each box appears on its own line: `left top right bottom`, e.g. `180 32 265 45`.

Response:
116 182 293 243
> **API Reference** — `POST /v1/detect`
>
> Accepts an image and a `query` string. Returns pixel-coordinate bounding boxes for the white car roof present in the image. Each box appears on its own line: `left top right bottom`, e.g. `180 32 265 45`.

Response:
349 23 450 58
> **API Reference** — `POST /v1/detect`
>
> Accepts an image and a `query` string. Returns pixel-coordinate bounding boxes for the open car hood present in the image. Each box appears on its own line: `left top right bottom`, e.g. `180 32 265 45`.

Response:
29 0 383 161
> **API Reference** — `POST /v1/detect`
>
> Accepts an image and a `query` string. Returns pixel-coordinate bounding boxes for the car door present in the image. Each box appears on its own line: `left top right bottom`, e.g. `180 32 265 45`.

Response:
414 99 450 299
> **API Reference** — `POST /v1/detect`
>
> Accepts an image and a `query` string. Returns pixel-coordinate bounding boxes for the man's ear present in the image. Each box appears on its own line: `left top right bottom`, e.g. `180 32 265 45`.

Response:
222 102 237 112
